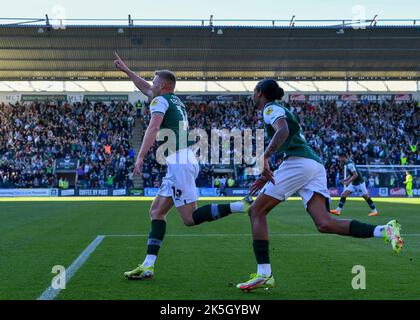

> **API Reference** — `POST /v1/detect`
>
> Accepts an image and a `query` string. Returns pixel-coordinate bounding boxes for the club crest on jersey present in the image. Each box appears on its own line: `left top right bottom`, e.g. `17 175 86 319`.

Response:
265 106 273 115
151 99 159 106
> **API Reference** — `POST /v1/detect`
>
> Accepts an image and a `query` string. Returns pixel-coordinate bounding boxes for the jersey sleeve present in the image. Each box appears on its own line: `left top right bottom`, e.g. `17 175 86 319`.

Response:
149 96 169 116
263 105 286 126
346 163 357 174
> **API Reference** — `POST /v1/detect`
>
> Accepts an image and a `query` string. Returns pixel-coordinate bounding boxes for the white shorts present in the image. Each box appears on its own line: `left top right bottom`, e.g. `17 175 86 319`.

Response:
261 157 331 208
157 148 200 207
344 182 368 196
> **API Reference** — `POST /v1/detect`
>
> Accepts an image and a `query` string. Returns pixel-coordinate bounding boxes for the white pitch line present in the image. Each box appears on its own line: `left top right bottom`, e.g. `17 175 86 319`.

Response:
106 233 320 237
37 235 105 300
36 231 420 299
105 233 420 237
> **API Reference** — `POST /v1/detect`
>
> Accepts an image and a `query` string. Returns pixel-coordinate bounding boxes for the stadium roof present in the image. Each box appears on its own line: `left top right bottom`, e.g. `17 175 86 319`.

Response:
1 23 420 81
0 80 418 93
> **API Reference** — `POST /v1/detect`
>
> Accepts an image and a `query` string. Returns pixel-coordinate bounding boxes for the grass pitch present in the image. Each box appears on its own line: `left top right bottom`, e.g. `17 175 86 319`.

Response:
0 197 419 300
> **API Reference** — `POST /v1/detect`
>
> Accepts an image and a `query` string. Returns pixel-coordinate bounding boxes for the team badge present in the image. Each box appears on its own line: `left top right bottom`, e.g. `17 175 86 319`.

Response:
265 106 273 115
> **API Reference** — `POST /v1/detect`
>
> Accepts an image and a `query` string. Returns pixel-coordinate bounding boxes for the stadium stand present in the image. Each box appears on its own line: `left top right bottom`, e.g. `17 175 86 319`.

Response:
0 23 419 193
141 97 419 189
0 100 137 188
1 96 418 191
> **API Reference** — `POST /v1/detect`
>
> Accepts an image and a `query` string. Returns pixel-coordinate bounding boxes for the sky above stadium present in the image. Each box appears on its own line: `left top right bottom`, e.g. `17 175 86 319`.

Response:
1 0 419 22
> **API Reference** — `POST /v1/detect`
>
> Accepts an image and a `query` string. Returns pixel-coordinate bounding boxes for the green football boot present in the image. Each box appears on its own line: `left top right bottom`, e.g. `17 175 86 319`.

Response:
383 220 404 254
237 273 275 292
241 195 254 214
124 264 154 280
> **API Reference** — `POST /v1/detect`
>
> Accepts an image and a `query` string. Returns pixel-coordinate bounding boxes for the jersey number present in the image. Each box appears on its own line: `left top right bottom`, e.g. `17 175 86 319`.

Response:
172 186 183 199
176 105 188 130
171 98 188 130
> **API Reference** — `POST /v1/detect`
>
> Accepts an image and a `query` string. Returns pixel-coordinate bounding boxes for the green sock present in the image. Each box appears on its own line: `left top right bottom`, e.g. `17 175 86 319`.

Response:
192 204 232 225
147 219 166 255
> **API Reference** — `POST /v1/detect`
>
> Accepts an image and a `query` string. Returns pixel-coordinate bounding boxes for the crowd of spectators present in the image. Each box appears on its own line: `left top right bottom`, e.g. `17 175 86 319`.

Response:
289 99 419 188
141 97 419 189
0 100 136 189
1 96 418 190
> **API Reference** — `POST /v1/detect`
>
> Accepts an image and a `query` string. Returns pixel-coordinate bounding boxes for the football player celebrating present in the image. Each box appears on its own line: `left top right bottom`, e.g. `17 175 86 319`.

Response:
114 53 251 280
236 79 403 292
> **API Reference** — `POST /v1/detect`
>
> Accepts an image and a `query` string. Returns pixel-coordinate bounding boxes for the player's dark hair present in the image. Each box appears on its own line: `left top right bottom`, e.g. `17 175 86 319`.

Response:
255 79 284 101
338 152 347 158
155 70 176 86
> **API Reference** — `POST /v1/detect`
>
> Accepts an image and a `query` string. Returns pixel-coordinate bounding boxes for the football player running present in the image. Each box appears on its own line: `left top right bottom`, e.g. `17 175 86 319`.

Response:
236 79 403 292
330 153 379 216
114 53 251 280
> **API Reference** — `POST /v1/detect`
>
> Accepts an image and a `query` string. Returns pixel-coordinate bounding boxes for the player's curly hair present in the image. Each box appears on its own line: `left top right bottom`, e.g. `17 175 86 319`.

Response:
255 79 284 101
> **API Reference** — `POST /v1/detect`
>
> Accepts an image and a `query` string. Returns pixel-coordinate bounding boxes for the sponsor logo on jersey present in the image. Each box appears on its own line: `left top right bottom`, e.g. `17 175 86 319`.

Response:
151 99 159 106
265 106 273 115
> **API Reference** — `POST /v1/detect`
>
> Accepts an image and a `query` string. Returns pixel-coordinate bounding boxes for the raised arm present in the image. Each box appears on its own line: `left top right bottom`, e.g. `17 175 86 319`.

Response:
113 52 153 99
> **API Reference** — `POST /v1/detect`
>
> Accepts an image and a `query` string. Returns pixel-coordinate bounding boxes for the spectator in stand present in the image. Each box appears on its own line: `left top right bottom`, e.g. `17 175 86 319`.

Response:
0 100 135 189
227 175 235 188
141 98 417 189
368 176 375 189
106 172 116 188
1 97 417 190
58 177 64 189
